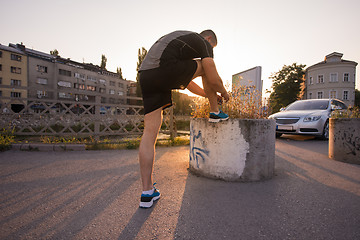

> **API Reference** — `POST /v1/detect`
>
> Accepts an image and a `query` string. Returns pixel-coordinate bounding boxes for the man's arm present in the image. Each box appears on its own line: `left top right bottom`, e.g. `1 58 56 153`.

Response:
201 58 229 101
186 81 206 97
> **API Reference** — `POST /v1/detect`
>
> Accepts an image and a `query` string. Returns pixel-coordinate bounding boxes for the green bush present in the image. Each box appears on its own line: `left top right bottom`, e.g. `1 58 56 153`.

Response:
0 128 15 151
332 107 360 119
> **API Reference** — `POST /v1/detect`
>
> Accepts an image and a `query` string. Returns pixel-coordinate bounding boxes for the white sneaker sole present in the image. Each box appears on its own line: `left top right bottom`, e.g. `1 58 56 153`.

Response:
208 117 229 123
139 195 160 208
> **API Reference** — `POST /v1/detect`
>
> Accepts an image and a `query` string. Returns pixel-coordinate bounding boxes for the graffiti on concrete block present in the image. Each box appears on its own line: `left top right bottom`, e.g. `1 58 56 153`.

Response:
190 126 209 168
340 130 360 156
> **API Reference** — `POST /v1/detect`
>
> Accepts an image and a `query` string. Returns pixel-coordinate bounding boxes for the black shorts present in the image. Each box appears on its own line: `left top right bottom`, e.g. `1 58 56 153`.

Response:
139 60 197 114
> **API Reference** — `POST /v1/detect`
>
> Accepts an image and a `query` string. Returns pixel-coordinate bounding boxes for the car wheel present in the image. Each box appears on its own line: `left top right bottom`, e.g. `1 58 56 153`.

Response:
276 133 283 138
320 120 329 140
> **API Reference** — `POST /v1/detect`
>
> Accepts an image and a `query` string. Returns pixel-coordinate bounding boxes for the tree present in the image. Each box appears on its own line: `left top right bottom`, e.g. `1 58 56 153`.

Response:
136 47 148 97
117 67 124 79
269 63 306 113
355 89 360 107
50 49 59 56
100 54 107 70
172 90 194 115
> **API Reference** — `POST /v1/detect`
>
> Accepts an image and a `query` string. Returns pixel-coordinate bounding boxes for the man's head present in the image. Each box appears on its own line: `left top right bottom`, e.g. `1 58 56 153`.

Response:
200 30 217 48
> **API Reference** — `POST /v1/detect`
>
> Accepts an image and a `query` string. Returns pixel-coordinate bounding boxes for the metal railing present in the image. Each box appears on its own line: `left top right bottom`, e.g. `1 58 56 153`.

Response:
0 96 177 139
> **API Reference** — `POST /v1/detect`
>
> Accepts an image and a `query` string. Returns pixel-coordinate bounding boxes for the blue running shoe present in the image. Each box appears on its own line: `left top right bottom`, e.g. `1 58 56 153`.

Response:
139 184 161 209
209 110 229 123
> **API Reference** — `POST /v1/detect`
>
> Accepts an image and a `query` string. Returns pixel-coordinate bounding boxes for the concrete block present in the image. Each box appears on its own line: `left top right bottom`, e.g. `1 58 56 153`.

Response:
329 118 360 164
189 118 275 182
53 144 86 151
11 143 86 151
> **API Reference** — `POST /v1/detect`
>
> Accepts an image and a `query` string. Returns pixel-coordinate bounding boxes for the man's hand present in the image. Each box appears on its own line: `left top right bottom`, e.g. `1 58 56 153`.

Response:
221 91 230 102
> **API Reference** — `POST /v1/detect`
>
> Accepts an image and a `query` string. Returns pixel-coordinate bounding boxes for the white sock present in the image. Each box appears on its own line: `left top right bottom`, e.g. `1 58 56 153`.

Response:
142 188 154 195
211 111 220 115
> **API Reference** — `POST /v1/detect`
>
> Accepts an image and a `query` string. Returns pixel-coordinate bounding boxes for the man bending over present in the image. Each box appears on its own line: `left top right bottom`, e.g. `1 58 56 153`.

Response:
138 30 229 208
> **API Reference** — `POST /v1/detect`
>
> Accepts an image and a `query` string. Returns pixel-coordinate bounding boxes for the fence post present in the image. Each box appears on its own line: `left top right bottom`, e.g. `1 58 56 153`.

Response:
169 107 177 140
94 96 101 141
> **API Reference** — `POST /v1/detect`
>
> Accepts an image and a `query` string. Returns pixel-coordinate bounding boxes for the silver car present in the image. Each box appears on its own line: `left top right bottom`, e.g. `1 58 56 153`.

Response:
269 99 347 140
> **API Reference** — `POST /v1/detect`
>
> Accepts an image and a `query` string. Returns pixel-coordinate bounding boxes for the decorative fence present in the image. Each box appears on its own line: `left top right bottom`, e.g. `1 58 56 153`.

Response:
0 96 177 139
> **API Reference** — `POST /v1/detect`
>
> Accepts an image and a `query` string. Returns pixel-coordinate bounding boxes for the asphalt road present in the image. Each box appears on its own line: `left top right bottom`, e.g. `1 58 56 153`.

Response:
1 135 360 239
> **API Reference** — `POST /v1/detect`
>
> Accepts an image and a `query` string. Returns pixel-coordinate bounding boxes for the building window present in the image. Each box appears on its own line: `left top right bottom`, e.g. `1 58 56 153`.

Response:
329 90 336 99
330 73 338 82
109 89 115 95
11 79 21 86
99 88 106 93
36 65 48 73
11 92 21 98
0 51 2 58
59 92 72 99
0 91 2 97
309 92 312 99
118 83 124 88
11 66 21 74
86 85 96 91
87 76 97 82
110 81 115 86
343 91 349 100
74 73 85 80
343 73 349 82
0 77 2 84
309 77 313 85
37 90 47 98
11 54 22 62
0 64 2 71
59 69 71 77
36 78 48 85
74 83 85 90
317 75 324 83
58 81 71 88
317 91 323 99
118 91 124 96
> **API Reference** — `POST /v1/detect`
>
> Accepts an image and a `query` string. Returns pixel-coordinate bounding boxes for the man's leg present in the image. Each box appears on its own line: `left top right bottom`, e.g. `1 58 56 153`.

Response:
139 107 163 191
192 60 219 112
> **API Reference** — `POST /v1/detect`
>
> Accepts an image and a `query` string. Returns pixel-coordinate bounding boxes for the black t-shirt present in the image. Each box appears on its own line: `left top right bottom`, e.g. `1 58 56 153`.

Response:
139 30 214 71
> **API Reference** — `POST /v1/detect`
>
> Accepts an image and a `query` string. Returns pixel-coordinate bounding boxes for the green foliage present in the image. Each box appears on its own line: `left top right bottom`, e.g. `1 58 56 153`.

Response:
268 63 306 113
125 138 141 149
50 49 59 56
136 47 148 97
100 54 107 70
86 136 189 150
332 107 360 119
355 89 360 107
117 67 124 79
0 128 15 151
172 90 195 115
176 120 190 131
40 136 83 144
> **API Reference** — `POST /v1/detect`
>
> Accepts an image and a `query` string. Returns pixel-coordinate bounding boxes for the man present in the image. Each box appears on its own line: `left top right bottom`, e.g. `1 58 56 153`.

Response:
138 30 229 208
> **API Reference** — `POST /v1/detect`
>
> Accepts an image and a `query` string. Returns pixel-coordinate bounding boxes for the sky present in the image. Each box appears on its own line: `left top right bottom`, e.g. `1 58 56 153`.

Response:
1 0 359 96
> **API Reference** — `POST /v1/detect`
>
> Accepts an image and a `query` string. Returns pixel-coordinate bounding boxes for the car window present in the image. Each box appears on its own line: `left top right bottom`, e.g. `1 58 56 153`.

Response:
332 100 347 110
286 100 329 110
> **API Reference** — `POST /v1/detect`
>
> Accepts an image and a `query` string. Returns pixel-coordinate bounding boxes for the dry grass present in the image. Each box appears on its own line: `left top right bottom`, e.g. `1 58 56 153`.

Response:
191 85 269 119
331 107 360 119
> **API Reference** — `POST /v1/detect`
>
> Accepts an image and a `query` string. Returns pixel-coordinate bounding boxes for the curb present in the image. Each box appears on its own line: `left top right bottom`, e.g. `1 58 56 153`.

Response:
11 143 86 151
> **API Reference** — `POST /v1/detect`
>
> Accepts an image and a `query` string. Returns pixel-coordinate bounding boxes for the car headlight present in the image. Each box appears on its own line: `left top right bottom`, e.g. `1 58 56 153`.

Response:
303 116 321 122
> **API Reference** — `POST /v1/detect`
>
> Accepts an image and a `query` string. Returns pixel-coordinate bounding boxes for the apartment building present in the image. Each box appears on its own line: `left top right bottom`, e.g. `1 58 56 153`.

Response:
4 43 129 108
305 52 357 106
0 44 28 112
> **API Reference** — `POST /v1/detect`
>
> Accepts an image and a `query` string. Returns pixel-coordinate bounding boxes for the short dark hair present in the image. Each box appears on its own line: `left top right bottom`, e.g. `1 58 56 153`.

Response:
200 29 217 46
